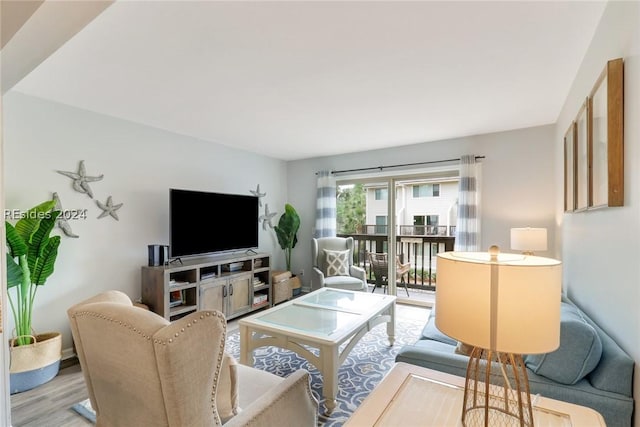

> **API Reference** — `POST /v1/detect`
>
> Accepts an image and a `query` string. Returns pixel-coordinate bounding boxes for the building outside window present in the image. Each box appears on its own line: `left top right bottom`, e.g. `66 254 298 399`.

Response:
375 188 388 200
375 215 387 234
413 183 440 198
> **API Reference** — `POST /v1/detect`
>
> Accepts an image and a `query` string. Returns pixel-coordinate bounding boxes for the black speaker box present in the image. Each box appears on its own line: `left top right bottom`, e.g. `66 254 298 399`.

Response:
148 244 169 266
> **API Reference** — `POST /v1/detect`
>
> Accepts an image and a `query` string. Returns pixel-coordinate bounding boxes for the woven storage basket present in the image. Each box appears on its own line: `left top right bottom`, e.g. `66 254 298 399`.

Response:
273 279 293 304
9 332 62 393
10 332 62 374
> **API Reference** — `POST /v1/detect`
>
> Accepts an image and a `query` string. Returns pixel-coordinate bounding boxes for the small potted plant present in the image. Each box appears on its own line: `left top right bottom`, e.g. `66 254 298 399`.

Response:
6 199 63 393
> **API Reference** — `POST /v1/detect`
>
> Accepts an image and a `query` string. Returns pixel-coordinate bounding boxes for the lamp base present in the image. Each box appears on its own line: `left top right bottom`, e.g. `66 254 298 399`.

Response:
462 347 534 427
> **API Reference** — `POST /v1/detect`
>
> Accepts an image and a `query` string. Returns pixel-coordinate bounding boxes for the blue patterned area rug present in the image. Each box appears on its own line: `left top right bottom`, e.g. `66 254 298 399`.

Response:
72 306 427 426
226 313 425 427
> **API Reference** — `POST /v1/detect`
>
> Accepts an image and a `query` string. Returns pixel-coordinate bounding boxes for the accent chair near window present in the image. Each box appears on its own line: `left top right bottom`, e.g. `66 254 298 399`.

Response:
311 237 367 292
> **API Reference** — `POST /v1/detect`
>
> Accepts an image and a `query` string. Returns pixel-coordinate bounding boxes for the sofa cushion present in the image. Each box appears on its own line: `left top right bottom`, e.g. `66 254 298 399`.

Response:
420 307 457 346
524 302 602 385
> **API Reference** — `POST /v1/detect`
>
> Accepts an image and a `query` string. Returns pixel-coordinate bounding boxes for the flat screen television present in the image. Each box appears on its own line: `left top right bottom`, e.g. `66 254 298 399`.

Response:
169 188 259 259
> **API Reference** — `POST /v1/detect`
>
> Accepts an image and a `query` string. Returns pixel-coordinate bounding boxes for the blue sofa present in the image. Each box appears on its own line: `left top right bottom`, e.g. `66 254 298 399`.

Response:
396 296 634 427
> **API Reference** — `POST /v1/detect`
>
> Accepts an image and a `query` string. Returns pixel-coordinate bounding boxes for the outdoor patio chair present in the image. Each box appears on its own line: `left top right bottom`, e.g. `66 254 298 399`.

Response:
367 252 411 297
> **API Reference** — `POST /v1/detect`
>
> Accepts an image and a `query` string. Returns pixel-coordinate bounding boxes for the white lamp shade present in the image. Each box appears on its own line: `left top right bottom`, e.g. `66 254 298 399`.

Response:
435 251 561 354
510 227 547 252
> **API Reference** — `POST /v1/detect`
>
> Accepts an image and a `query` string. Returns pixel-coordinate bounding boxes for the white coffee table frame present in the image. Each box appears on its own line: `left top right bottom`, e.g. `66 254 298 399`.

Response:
239 287 396 413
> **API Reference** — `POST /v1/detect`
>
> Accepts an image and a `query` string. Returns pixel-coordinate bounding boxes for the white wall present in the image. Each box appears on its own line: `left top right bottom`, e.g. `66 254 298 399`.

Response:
287 124 556 287
555 2 639 424
3 91 289 352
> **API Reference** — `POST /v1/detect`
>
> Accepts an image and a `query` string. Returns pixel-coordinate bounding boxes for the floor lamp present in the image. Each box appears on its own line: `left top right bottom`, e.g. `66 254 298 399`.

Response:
436 247 561 427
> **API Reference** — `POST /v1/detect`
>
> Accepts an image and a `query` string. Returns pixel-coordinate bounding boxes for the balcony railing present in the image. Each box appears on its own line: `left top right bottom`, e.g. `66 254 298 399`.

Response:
338 228 455 292
358 224 456 237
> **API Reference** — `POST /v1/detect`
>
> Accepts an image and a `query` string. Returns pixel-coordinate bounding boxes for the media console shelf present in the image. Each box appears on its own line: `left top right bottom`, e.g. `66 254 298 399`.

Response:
141 252 271 321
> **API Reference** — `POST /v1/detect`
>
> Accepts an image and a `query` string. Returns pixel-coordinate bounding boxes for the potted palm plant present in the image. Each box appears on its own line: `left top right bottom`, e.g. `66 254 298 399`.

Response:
6 199 63 393
274 203 300 272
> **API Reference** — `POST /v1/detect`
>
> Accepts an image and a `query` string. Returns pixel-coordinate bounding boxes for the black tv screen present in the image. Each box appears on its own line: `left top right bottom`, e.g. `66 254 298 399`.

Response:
170 189 259 258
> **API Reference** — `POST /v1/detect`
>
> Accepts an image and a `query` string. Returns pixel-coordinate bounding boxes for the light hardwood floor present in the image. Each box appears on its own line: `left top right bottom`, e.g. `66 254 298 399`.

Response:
10 296 430 426
11 360 91 427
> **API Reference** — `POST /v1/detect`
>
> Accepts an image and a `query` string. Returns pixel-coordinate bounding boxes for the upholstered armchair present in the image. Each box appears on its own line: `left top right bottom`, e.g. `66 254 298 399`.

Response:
67 291 318 426
311 236 367 292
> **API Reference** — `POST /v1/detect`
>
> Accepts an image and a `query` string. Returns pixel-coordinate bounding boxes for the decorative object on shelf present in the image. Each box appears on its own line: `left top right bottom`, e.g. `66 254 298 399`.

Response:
510 227 547 255
6 199 63 393
274 204 300 272
52 192 79 238
96 196 123 220
249 184 266 207
588 57 624 208
259 203 277 230
436 246 562 427
56 160 103 199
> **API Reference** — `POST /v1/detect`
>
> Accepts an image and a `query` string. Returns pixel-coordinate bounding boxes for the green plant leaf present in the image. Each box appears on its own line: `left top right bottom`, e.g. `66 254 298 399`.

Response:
31 236 60 286
6 199 62 348
6 257 23 288
14 199 56 244
5 222 27 258
27 210 60 275
274 204 300 249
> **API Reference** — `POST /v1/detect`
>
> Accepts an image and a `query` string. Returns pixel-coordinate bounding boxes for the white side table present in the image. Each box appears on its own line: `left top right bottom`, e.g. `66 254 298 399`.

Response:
345 362 606 426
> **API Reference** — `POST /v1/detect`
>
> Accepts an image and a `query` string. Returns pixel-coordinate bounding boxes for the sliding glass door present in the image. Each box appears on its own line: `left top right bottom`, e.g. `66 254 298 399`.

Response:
336 168 459 304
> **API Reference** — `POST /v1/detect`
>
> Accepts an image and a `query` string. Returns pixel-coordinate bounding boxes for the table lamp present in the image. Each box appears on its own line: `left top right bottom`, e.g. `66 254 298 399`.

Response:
510 227 547 255
436 246 561 427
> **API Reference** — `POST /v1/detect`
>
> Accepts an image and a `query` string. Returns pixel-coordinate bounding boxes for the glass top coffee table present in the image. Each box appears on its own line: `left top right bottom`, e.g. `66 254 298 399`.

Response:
238 287 396 414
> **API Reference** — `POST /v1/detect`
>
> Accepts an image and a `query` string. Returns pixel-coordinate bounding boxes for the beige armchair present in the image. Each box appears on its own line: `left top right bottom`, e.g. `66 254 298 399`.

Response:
311 236 367 292
67 291 318 426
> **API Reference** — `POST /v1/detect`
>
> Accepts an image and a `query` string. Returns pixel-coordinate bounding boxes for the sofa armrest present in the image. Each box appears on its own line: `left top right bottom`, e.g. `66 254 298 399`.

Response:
395 343 471 379
225 370 318 427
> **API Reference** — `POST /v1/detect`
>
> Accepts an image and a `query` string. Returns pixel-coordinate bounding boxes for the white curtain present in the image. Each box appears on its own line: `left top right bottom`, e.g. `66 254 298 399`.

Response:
455 155 480 251
314 171 336 238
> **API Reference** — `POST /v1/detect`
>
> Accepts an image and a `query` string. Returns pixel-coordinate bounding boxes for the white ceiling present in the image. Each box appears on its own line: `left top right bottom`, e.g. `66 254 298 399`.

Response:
11 1 607 161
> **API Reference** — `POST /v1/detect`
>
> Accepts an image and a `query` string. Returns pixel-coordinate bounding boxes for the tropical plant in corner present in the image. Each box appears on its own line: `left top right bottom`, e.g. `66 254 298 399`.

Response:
6 199 61 347
274 203 300 272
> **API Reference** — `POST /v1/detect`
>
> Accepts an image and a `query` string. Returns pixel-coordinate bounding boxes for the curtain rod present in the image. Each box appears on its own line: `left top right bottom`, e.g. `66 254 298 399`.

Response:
319 155 485 175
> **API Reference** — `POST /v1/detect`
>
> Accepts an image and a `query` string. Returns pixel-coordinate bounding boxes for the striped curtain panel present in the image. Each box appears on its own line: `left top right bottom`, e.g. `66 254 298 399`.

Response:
455 155 480 251
314 171 336 238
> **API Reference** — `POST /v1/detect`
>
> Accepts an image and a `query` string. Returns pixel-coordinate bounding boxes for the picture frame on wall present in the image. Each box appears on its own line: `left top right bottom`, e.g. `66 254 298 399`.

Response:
564 122 576 212
575 99 589 212
588 57 624 208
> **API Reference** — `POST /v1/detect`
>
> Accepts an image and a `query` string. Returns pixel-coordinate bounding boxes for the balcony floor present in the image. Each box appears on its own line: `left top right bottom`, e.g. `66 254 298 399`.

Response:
368 284 435 307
